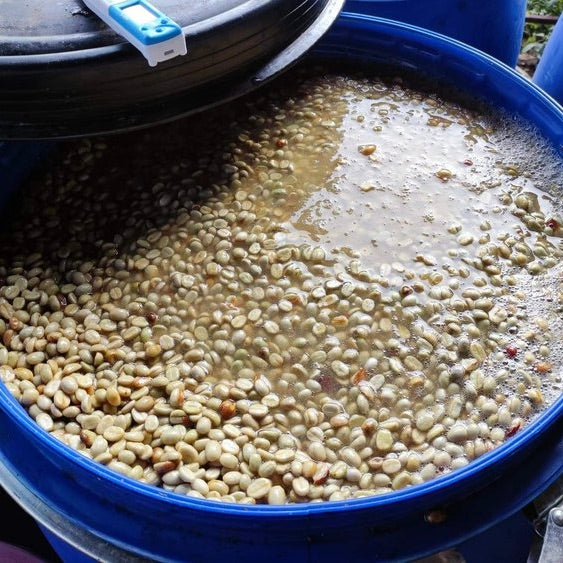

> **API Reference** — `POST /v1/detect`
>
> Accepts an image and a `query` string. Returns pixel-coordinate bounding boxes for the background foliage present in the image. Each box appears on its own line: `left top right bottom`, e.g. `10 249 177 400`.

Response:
523 0 563 58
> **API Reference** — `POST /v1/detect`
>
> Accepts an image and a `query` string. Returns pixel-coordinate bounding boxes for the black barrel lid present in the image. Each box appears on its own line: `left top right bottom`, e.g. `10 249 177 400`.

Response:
0 0 344 139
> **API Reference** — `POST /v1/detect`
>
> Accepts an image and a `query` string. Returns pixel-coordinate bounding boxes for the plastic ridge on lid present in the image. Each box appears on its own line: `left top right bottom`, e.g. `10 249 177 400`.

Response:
82 0 187 66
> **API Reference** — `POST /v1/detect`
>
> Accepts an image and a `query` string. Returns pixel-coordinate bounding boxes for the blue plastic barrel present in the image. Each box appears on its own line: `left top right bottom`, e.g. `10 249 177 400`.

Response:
344 0 527 66
0 12 563 563
0 141 55 207
534 15 563 106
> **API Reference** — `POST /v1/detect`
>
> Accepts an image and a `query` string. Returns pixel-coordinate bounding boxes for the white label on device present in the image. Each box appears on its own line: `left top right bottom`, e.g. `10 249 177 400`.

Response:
122 4 157 26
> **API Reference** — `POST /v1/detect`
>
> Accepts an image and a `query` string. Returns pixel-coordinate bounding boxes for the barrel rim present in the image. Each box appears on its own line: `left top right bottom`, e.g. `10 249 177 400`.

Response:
3 383 561 517
0 12 562 519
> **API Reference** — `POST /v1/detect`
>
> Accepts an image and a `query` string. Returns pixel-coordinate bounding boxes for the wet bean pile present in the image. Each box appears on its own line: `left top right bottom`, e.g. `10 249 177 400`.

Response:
0 68 561 504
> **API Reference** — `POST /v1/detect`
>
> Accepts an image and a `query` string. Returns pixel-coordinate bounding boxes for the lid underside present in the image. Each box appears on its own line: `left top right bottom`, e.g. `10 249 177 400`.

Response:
0 0 344 138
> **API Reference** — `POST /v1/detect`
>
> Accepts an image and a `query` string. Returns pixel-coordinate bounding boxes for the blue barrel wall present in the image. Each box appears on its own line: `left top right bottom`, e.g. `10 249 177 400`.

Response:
534 15 563 106
344 0 528 66
0 142 55 206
